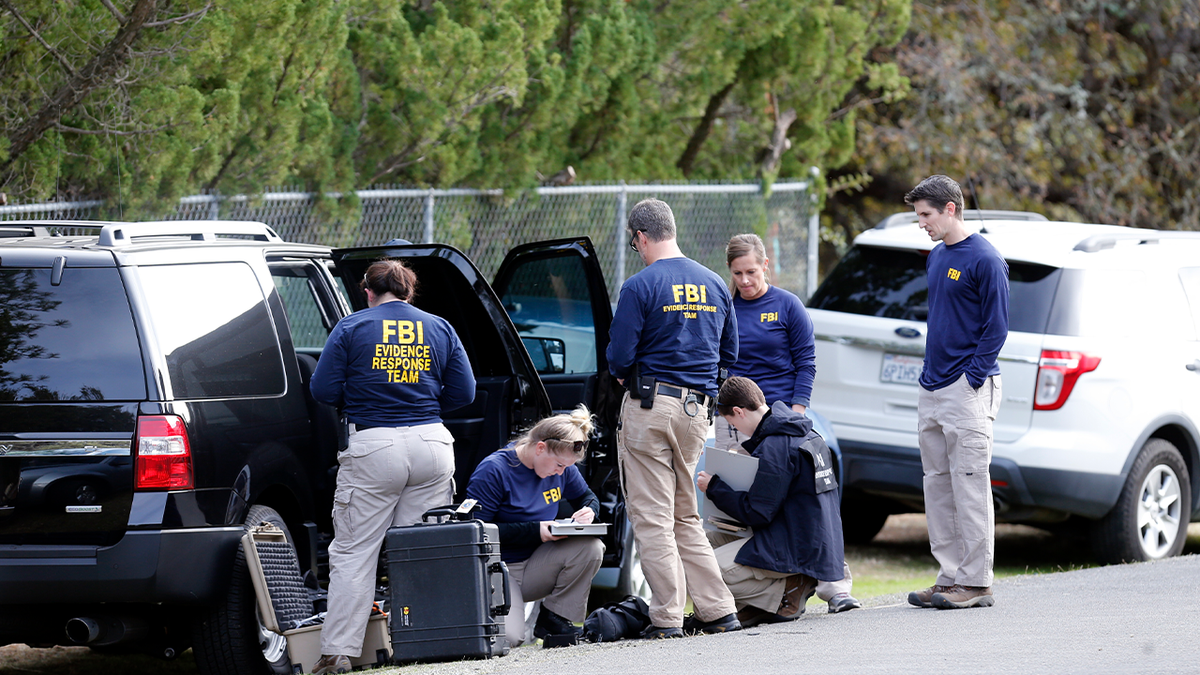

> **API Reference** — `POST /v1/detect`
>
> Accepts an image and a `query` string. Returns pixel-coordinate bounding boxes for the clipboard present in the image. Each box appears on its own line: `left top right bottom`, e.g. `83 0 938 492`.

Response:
548 519 609 536
702 449 760 538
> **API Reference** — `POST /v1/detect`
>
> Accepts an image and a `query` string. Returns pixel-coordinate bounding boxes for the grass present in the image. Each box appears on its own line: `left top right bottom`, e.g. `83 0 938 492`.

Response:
6 517 1200 673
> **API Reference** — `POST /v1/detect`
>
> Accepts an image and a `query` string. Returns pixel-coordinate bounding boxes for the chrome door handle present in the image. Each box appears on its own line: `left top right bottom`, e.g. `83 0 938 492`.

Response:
1188 360 1200 372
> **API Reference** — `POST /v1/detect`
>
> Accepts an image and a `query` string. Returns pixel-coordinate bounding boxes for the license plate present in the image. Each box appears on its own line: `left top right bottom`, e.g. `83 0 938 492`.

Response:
880 353 923 385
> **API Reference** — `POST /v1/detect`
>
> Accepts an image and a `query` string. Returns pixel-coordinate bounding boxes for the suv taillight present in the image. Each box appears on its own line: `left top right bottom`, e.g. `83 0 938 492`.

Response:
1034 350 1101 411
135 415 194 490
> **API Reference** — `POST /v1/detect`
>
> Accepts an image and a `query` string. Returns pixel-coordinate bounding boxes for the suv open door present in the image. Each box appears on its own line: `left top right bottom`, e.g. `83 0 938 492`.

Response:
330 242 552 493
492 237 635 596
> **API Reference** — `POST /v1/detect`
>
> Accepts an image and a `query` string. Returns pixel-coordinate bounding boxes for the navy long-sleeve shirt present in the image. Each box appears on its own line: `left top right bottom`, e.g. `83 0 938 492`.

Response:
920 233 1010 390
310 300 475 426
729 285 816 408
607 257 737 396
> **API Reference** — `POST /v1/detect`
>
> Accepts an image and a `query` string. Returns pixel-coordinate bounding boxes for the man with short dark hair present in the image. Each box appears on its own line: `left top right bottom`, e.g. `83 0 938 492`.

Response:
607 198 741 638
903 175 1009 610
697 377 843 627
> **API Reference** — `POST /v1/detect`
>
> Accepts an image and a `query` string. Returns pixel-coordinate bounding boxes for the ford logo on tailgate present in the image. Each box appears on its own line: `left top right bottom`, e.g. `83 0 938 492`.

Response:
894 326 922 339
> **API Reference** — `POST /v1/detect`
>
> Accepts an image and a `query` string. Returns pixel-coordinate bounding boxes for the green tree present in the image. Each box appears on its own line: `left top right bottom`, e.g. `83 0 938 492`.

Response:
828 0 1200 251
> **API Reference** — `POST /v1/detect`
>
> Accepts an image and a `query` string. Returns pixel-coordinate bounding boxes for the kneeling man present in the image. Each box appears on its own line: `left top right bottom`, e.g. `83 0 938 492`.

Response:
696 377 846 626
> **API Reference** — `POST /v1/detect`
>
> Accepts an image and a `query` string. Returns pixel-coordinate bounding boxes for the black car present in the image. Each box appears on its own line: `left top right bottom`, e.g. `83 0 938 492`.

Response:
0 221 631 674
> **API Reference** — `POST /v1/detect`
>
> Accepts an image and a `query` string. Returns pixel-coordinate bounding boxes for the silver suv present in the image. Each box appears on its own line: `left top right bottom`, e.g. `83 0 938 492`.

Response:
808 210 1200 563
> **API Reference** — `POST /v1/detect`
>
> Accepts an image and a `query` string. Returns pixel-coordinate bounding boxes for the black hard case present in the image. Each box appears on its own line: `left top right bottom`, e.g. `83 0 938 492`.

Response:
384 509 511 663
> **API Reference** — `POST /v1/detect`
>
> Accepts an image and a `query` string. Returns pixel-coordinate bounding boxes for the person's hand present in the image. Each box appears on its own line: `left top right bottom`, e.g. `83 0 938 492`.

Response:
792 404 807 415
696 470 712 493
540 521 566 542
571 507 596 524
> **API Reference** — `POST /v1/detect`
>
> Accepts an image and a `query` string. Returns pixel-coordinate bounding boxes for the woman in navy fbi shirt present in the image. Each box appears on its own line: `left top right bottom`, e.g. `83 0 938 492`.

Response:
310 259 475 674
466 405 604 647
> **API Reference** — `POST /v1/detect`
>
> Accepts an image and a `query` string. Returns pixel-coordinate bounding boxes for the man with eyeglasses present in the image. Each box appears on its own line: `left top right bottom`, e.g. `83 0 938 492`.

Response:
607 198 741 638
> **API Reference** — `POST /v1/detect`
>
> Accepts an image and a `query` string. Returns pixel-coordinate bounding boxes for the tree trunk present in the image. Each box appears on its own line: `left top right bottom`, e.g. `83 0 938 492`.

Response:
758 107 797 179
1 0 158 176
676 80 736 177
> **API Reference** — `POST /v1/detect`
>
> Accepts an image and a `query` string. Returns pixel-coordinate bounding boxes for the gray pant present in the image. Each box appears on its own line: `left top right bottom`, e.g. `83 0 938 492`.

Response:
707 528 853 604
618 393 737 628
321 423 455 656
918 373 1002 588
503 536 606 646
710 416 853 601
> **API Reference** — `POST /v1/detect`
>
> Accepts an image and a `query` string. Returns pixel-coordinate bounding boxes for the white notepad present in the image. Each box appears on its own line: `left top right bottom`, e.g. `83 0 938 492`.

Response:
701 449 760 537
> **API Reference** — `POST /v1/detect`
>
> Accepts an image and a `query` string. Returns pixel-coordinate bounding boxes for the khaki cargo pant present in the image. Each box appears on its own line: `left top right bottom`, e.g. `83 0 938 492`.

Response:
712 416 854 601
918 374 1002 588
618 392 736 628
321 423 455 657
503 536 606 646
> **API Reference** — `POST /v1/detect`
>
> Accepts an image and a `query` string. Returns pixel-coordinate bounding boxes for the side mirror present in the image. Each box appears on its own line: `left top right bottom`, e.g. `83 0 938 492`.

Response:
522 337 566 374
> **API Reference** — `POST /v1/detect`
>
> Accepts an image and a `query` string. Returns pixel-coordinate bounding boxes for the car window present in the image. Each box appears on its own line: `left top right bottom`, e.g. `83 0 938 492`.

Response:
0 267 145 402
138 262 286 398
270 262 335 351
498 254 597 374
809 245 1061 333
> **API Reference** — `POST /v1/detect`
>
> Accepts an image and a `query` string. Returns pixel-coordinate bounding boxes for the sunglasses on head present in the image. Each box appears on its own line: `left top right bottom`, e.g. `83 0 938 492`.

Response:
550 438 588 453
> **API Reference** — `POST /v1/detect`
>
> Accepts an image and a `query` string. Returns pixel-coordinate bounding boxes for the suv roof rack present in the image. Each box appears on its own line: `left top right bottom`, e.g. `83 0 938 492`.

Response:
874 209 1048 229
0 225 54 239
1073 230 1200 253
98 221 283 247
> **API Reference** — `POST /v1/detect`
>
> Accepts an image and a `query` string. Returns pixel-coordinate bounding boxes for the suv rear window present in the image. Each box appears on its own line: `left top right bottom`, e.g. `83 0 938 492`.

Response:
0 267 146 401
809 245 1061 334
138 262 286 399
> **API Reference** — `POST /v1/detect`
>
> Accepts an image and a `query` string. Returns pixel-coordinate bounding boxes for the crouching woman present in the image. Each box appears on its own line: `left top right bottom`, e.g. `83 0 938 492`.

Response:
697 377 846 626
466 405 605 646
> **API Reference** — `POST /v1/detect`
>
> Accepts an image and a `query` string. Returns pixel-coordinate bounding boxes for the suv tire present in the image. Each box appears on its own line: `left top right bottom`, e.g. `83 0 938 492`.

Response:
840 492 892 545
1092 439 1192 564
192 505 294 675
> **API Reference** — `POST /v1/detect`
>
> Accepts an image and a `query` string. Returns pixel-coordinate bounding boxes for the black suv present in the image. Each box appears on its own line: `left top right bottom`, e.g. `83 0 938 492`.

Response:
0 221 631 674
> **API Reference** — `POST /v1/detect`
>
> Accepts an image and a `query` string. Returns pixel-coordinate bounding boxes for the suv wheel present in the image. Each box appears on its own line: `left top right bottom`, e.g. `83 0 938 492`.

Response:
192 504 294 675
1092 439 1192 564
840 492 892 545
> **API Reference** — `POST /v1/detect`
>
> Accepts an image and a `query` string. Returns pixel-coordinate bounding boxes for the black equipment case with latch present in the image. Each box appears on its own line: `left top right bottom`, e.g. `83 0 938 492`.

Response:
384 501 511 663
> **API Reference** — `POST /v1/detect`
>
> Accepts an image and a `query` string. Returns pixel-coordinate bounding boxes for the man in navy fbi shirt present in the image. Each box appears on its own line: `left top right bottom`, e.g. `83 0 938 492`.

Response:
606 198 741 638
904 175 1009 612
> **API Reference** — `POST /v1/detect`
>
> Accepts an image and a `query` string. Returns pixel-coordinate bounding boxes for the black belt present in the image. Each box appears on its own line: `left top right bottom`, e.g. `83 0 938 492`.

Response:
353 423 384 431
655 383 710 406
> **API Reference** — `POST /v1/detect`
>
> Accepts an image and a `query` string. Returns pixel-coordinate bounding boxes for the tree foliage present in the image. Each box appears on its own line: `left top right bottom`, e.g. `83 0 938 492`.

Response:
0 0 910 214
828 0 1200 250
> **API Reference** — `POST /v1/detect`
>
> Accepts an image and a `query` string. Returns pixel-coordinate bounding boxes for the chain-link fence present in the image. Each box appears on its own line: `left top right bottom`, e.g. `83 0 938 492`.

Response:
0 182 818 300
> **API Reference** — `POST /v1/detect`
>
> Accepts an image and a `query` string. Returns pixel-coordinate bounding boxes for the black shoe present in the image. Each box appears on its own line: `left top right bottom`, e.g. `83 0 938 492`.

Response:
533 606 583 640
681 612 742 635
641 625 684 639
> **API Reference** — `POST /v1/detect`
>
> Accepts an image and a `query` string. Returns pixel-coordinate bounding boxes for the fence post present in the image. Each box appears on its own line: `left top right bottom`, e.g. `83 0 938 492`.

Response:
614 182 628 296
807 192 819 300
423 189 435 243
208 193 220 220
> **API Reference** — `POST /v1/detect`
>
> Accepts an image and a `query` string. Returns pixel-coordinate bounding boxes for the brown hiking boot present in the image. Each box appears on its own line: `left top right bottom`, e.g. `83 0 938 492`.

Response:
931 585 994 609
736 605 793 628
777 573 818 618
907 584 954 608
313 655 351 675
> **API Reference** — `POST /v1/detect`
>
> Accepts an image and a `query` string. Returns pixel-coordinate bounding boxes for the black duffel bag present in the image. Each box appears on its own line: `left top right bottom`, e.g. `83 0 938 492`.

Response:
583 595 651 643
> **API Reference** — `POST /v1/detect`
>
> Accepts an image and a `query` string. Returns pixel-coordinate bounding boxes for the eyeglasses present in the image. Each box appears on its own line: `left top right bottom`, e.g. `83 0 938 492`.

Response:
629 229 643 251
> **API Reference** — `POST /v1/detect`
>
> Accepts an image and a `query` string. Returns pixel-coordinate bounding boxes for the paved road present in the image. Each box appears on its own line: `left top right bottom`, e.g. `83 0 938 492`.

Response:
394 555 1200 675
